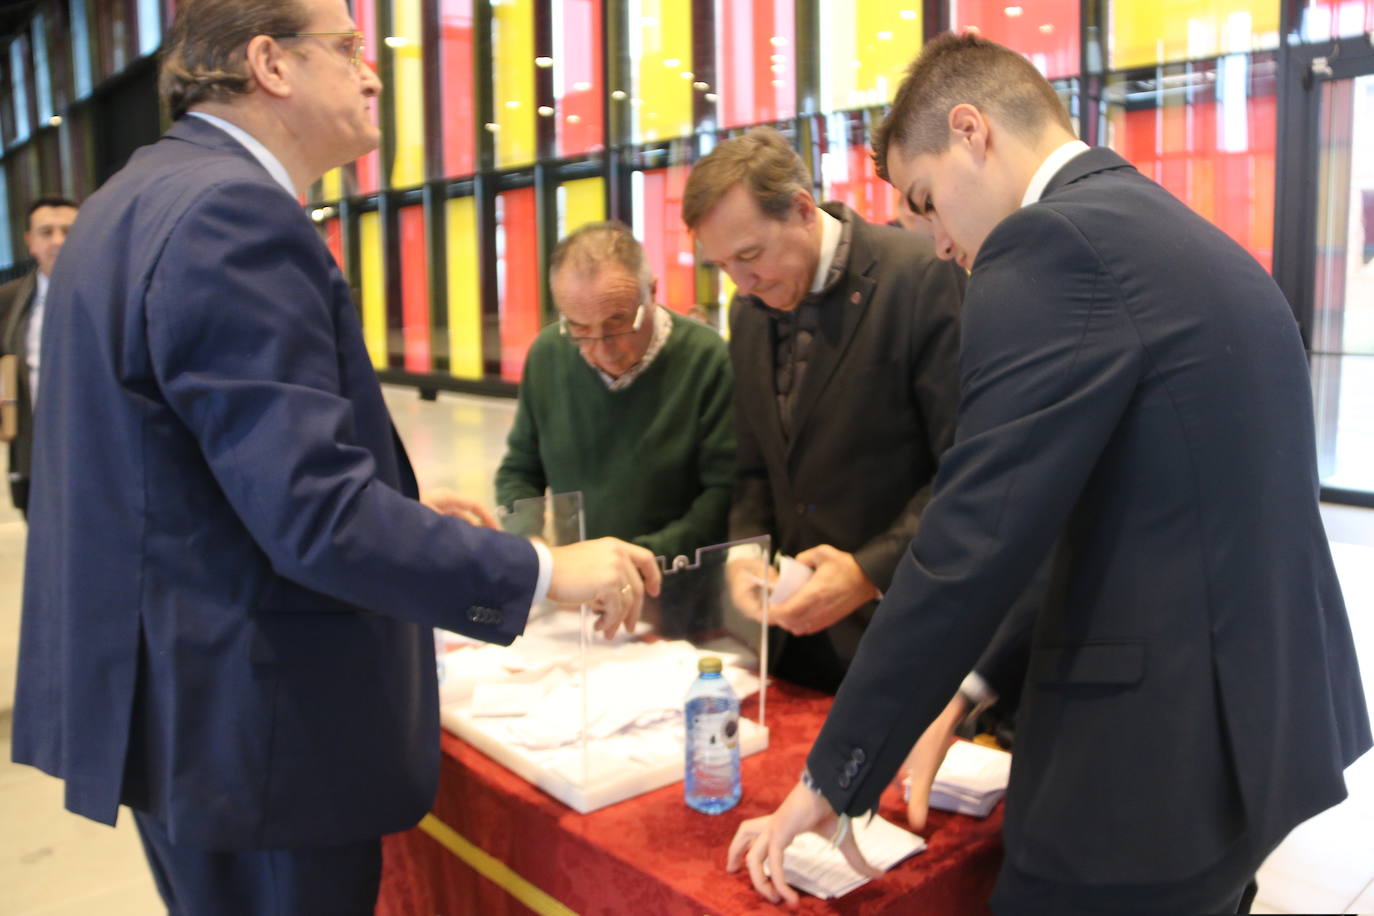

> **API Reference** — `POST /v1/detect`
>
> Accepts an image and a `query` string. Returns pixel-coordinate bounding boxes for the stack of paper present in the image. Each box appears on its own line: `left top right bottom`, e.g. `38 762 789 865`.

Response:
773 815 926 899
929 740 1011 818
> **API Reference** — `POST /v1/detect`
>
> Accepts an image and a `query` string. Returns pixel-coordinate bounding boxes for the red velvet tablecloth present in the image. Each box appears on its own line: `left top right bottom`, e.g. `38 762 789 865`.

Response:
376 681 1003 915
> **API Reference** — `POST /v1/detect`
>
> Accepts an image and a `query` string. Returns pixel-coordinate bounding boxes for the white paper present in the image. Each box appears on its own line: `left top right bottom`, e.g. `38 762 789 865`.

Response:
771 815 926 899
771 555 814 604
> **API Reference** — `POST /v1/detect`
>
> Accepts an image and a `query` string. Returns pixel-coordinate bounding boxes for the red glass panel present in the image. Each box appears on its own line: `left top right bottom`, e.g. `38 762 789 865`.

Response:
825 141 896 226
557 0 604 156
639 166 696 313
324 217 344 272
354 0 382 194
952 0 1080 81
440 0 476 177
498 188 541 382
716 0 795 129
398 206 432 371
1115 95 1277 271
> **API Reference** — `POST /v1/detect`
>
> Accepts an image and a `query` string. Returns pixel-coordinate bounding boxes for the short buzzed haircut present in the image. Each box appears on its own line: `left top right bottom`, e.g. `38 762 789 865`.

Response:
550 221 653 300
159 0 312 120
681 127 812 230
872 31 1074 181
27 196 79 225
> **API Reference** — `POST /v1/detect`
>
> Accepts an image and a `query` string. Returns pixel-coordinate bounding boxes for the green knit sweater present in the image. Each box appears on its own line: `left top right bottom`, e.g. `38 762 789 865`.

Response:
495 311 735 562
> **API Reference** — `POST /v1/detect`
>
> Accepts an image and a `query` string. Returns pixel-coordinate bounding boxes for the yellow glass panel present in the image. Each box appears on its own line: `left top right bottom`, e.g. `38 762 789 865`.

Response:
1110 0 1281 70
494 0 536 167
559 177 606 236
359 211 387 370
445 197 484 379
632 0 693 141
321 168 342 201
820 2 922 112
391 0 426 187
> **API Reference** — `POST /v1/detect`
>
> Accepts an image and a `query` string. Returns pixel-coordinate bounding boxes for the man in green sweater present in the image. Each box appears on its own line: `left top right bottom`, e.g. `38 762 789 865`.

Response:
495 221 735 568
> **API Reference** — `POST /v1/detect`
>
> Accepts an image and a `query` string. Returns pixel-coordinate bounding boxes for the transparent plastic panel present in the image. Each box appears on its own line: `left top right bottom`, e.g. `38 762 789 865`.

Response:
437 494 772 813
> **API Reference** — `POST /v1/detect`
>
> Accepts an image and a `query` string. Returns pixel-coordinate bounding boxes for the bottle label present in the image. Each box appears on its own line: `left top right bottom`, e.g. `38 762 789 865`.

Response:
690 710 739 763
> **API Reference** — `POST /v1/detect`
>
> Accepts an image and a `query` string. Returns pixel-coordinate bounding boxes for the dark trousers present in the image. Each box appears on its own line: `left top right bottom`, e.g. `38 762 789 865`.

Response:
991 837 1262 915
133 811 382 916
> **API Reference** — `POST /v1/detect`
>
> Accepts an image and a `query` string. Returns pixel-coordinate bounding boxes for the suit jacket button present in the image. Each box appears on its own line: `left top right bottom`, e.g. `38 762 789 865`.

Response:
838 773 852 789
852 748 866 765
795 502 806 516
844 760 859 778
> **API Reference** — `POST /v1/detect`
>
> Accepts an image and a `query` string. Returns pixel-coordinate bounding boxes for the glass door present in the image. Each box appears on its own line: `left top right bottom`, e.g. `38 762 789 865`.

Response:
1276 34 1374 506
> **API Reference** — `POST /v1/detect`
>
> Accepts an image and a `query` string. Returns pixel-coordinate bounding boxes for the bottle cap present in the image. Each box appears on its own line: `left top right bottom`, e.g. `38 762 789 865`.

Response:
697 656 723 674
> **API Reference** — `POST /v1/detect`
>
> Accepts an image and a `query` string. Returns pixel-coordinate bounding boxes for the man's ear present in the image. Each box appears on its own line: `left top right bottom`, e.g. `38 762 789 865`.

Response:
794 189 818 227
244 34 294 100
948 103 990 162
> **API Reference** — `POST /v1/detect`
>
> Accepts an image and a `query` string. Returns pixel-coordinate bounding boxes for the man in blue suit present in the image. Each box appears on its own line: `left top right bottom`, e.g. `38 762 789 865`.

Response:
727 33 1370 914
10 1 659 912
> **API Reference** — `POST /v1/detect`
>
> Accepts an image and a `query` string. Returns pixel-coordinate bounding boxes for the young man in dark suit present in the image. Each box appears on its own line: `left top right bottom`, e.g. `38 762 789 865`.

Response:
727 33 1370 914
10 1 659 913
0 195 78 517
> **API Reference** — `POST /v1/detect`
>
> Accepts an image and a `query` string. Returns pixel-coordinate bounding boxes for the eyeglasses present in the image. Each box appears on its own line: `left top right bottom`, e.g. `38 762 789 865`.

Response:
270 31 366 69
559 303 647 343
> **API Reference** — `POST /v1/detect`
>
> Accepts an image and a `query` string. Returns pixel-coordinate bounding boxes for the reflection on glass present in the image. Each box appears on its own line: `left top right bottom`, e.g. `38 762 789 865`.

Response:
32 17 52 125
819 0 921 113
0 164 10 268
1105 57 1277 270
137 0 162 57
398 205 431 371
632 156 695 312
390 0 426 188
445 197 484 380
820 111 895 226
359 210 386 369
71 0 93 99
497 188 541 381
714 0 796 129
555 0 605 156
1300 0 1374 42
951 0 1079 80
557 177 607 238
493 0 536 167
441 0 477 177
354 0 382 194
1312 75 1374 495
11 37 31 143
628 0 693 142
1107 0 1279 70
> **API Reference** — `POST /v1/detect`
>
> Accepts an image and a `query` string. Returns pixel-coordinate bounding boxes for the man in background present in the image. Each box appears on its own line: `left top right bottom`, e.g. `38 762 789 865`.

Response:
0 196 79 517
496 220 734 565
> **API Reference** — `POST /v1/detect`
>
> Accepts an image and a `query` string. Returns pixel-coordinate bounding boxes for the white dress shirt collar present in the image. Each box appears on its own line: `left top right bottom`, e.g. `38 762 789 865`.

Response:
809 206 843 294
1020 140 1091 208
188 112 298 198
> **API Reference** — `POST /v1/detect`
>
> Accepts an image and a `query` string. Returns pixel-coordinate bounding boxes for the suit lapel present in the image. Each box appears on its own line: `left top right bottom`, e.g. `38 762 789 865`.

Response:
733 299 787 459
786 224 875 453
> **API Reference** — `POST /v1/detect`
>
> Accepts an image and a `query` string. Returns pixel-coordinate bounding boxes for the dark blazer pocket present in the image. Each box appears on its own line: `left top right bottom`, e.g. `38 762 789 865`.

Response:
1030 640 1145 686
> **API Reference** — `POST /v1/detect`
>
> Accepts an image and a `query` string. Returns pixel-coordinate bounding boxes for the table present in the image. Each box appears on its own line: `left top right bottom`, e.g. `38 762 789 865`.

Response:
376 680 1004 915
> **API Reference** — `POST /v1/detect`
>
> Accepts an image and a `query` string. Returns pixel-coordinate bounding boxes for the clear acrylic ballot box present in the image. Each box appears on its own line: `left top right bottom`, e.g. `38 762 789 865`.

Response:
435 491 771 813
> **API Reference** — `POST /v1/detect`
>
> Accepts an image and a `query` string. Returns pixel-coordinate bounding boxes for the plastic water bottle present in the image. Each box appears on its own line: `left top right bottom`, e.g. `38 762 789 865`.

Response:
684 656 742 814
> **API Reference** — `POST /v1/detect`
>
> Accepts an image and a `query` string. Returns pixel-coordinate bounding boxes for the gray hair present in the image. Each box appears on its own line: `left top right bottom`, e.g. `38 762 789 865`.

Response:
549 221 653 301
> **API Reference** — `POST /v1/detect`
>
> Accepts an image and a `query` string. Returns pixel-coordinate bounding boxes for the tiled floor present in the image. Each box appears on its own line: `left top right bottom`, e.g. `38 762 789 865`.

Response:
1 386 1371 915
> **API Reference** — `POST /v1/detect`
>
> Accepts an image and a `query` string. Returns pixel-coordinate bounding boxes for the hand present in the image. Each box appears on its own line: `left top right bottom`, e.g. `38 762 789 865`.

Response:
897 691 968 832
546 538 662 640
726 555 777 622
422 487 499 529
769 545 877 637
726 781 879 906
